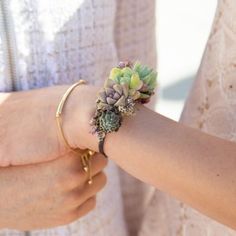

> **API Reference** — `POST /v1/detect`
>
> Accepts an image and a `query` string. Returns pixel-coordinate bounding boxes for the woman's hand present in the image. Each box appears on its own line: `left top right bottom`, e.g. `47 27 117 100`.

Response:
0 152 107 230
0 85 99 166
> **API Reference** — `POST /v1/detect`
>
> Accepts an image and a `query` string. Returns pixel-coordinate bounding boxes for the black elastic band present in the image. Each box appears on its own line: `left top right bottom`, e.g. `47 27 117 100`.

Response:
99 138 108 158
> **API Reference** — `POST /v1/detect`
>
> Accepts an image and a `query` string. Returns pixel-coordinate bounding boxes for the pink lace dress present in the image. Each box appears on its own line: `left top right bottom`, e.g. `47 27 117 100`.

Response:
140 0 236 235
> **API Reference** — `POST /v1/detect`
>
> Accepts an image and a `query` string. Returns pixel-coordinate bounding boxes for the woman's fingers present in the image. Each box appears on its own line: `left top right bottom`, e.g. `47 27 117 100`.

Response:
90 153 108 176
67 171 107 208
0 150 108 230
54 152 107 191
61 197 97 226
61 152 107 175
73 197 97 220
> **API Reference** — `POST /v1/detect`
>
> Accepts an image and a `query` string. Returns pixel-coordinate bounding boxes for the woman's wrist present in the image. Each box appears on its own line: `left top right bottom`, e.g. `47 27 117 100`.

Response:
64 84 99 152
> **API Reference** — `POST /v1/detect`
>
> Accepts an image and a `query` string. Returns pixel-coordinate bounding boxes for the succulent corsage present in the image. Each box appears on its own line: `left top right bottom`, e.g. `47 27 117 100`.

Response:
91 61 158 157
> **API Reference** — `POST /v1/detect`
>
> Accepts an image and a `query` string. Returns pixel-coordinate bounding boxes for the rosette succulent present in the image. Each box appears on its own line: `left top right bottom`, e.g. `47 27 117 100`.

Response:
109 61 157 103
97 79 129 110
98 110 122 133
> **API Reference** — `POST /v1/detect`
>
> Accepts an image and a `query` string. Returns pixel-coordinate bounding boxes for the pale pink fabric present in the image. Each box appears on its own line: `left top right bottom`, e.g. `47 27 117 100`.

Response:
139 0 236 235
0 0 156 235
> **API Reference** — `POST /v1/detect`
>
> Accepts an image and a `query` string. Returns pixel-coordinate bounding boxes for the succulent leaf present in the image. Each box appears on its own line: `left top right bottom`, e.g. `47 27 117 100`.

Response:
120 76 131 85
139 84 149 92
129 89 141 100
129 89 136 96
105 79 116 88
122 83 129 97
105 88 114 96
133 62 142 73
97 102 110 110
139 93 150 99
113 92 121 100
106 97 117 105
113 84 123 95
132 91 141 100
121 67 133 77
109 68 122 82
134 62 153 79
149 73 158 90
115 95 126 106
130 73 143 90
140 67 152 78
98 91 107 103
142 73 153 84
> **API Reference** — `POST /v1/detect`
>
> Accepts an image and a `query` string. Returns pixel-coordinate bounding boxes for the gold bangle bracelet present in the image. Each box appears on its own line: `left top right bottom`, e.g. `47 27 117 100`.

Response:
56 80 95 184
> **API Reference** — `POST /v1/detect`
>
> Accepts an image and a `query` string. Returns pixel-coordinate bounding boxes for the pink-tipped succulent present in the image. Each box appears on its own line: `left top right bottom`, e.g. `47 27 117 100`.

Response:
97 79 129 110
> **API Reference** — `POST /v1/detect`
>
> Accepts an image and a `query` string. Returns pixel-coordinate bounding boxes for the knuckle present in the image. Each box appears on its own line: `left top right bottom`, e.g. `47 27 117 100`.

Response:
98 172 107 188
66 191 81 206
69 197 97 221
99 157 108 169
70 170 85 187
88 172 107 194
87 197 97 210
60 170 85 190
101 157 108 168
64 212 79 224
92 154 108 169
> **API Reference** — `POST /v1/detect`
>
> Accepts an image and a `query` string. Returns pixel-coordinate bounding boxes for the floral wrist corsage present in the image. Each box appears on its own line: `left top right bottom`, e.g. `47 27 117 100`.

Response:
91 61 158 157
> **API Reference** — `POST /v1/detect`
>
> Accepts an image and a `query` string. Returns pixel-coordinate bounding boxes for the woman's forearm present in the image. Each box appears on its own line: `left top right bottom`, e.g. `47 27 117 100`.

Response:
83 103 236 229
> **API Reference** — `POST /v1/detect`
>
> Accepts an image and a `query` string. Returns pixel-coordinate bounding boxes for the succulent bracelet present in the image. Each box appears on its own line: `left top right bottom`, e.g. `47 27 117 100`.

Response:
91 61 158 157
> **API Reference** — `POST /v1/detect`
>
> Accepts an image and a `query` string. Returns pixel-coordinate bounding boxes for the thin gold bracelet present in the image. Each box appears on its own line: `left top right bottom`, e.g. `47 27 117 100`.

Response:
56 80 95 184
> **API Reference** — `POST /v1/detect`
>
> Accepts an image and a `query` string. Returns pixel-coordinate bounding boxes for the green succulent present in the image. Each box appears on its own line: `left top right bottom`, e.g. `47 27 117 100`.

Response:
98 110 122 133
109 68 123 83
108 61 157 103
133 62 157 91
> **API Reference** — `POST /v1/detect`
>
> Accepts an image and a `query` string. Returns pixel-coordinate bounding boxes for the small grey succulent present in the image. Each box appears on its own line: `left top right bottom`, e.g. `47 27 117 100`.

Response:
97 79 129 110
98 109 122 133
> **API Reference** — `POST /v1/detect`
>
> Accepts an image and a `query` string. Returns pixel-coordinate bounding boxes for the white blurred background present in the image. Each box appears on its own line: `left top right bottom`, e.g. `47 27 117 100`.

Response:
156 0 217 121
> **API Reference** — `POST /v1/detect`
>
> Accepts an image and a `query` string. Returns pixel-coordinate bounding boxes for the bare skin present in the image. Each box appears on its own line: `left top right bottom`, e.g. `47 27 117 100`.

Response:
76 85 236 229
0 152 107 230
1 84 235 229
0 85 107 230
